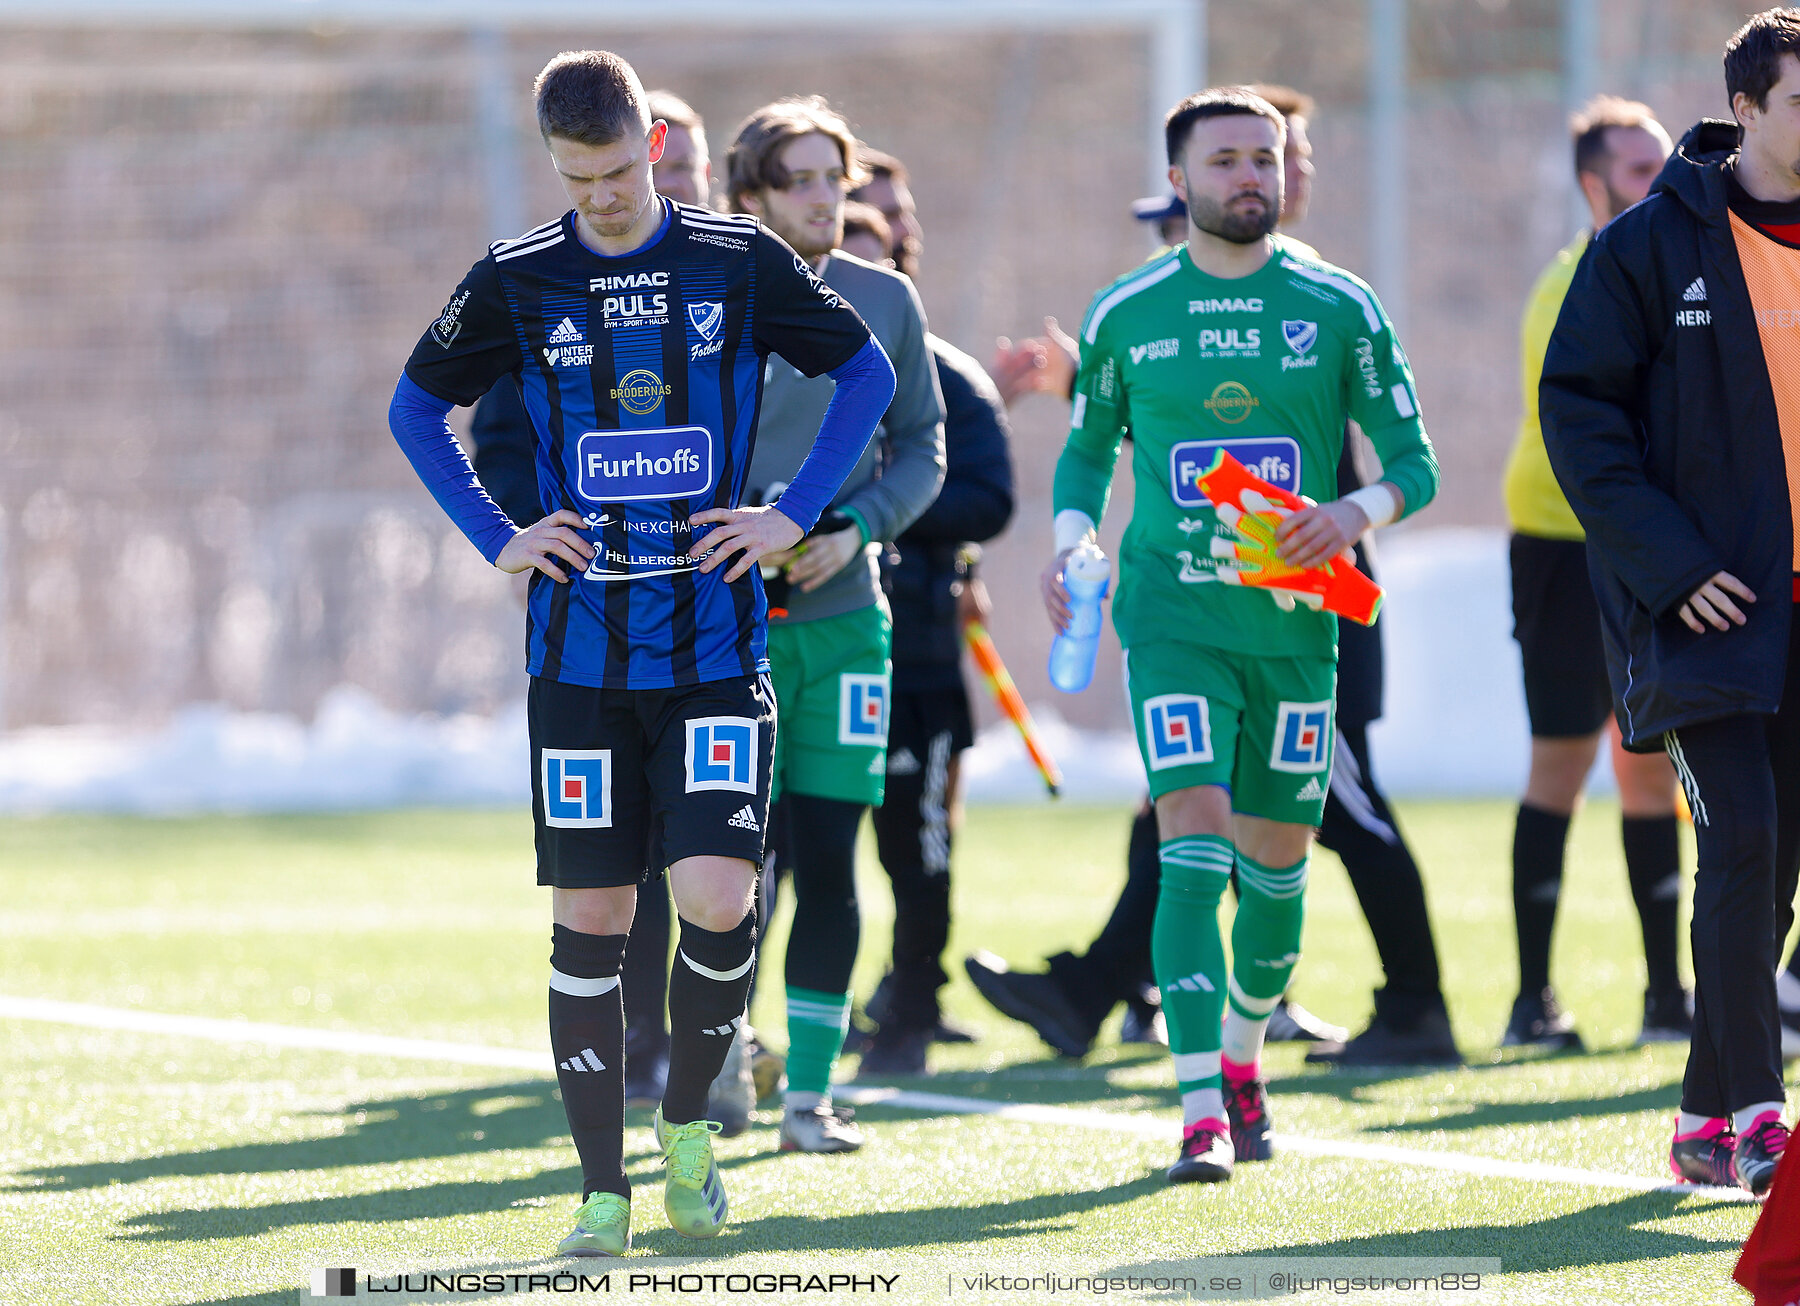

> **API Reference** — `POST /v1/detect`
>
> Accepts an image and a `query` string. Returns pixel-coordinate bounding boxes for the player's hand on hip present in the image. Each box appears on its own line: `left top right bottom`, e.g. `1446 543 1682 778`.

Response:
1276 498 1367 573
495 509 594 583
787 522 864 593
1041 548 1075 634
1678 570 1756 633
689 505 805 582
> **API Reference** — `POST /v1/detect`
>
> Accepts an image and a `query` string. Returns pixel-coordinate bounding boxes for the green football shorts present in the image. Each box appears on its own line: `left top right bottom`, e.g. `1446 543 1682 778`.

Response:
766 600 892 806
1122 638 1336 825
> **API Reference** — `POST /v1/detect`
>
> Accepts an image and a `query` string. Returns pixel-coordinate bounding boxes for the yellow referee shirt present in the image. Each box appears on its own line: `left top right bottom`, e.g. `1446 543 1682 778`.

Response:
1503 231 1588 540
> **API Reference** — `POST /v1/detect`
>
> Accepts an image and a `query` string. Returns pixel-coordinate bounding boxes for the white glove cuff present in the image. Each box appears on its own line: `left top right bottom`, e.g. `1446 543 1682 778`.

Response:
1053 509 1098 555
1344 483 1402 530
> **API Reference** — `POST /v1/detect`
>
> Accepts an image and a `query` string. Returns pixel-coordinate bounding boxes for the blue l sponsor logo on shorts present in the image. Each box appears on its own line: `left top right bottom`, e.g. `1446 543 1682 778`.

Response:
838 673 889 747
1144 694 1212 770
1170 437 1302 506
1270 700 1333 773
542 749 612 827
686 716 757 793
577 426 714 503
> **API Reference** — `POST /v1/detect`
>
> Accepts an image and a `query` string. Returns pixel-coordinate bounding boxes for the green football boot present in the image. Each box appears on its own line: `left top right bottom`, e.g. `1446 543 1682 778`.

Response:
654 1108 728 1238
555 1191 631 1257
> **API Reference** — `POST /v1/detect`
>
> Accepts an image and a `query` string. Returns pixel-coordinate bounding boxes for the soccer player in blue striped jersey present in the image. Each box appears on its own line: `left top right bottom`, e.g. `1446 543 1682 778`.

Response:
387 50 894 1254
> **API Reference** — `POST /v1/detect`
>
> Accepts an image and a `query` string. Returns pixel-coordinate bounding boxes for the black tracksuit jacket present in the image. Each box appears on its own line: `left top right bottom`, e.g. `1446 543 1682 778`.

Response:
883 336 1015 692
1541 118 1795 749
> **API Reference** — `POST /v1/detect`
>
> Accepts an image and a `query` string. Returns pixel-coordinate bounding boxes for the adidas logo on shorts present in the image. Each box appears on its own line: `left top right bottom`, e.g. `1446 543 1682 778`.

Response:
727 805 761 832
1682 277 1706 302
887 747 920 776
559 1047 606 1073
1294 777 1325 802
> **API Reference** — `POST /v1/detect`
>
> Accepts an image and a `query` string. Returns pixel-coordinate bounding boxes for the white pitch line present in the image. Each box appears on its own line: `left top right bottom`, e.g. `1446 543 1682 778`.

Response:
2 993 1754 1204
0 994 547 1071
836 1087 1754 1203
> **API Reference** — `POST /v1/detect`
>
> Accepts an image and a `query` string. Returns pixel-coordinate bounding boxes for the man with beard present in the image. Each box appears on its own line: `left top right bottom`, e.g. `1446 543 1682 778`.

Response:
1045 88 1437 1183
727 97 945 1153
1500 97 1688 1054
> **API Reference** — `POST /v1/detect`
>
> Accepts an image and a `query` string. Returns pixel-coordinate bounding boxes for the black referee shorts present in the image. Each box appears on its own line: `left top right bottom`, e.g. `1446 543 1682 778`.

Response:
528 672 775 889
1509 533 1614 739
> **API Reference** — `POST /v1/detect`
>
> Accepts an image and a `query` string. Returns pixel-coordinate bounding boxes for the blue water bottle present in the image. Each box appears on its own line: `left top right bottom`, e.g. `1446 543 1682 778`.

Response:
1048 541 1111 693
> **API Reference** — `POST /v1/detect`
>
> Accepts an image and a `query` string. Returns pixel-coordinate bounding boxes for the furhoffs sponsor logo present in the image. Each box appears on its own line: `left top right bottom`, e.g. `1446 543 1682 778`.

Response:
577 426 713 504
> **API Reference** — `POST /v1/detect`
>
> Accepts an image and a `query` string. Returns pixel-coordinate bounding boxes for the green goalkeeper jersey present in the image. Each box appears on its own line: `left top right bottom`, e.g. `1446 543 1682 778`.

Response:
1055 238 1439 660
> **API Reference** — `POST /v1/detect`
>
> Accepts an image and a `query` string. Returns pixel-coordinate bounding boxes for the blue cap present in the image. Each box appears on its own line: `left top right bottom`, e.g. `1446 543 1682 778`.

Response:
1131 192 1187 223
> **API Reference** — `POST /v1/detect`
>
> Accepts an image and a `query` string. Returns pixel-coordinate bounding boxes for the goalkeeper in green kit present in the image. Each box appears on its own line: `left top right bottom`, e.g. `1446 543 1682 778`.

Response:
1044 88 1440 1183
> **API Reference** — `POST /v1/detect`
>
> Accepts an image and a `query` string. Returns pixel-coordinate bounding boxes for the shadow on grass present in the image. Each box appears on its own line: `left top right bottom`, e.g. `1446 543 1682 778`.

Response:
21 1079 571 1191
115 1114 1160 1255
629 1170 1167 1257
1363 1083 1681 1134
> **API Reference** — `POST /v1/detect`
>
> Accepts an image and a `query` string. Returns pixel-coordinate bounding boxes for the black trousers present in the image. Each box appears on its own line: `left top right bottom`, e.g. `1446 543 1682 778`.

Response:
870 686 970 1029
1663 611 1800 1116
1315 720 1446 1015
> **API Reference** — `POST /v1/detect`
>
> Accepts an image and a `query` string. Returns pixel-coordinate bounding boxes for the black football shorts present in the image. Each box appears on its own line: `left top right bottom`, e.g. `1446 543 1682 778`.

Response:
528 672 776 888
1509 533 1614 739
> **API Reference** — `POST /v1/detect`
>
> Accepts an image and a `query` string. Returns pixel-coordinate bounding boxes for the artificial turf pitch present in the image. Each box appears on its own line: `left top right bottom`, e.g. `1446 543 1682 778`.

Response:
0 800 1786 1304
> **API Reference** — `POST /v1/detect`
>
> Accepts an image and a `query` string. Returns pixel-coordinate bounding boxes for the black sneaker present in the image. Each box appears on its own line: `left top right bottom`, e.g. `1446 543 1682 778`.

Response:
963 951 1096 1058
1500 988 1585 1052
1264 996 1347 1044
1223 1075 1275 1162
855 1025 930 1078
1735 1113 1789 1198
1306 1002 1462 1067
623 1033 669 1108
1668 1117 1737 1187
1638 988 1693 1045
865 971 972 1044
1167 1122 1234 1184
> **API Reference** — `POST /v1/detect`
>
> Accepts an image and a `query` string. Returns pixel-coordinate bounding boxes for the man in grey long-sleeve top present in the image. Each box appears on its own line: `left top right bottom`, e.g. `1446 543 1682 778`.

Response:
727 96 946 1155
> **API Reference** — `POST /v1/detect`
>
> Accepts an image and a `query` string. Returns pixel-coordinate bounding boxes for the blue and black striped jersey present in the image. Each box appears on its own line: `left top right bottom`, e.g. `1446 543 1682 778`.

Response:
404 201 873 690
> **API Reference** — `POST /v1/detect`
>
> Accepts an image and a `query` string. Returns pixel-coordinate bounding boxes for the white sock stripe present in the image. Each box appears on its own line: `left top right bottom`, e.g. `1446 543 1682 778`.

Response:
1180 1087 1226 1128
581 1048 605 1072
678 948 754 982
1162 836 1231 854
1172 1051 1222 1082
1236 861 1309 895
1161 859 1234 879
1226 974 1283 1016
549 969 620 997
1161 845 1235 869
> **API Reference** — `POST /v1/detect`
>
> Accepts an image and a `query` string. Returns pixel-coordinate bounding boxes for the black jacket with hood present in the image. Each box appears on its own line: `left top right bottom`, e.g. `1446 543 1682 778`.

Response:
1540 118 1795 749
